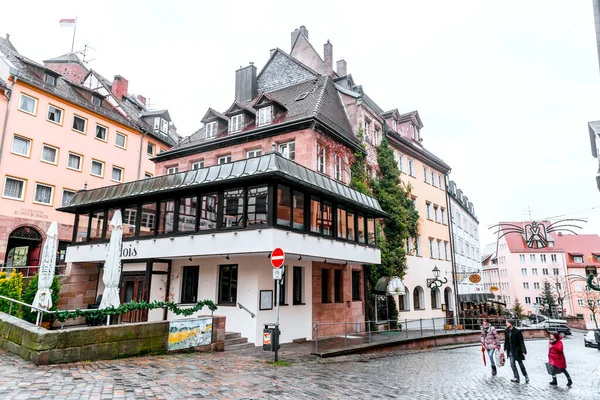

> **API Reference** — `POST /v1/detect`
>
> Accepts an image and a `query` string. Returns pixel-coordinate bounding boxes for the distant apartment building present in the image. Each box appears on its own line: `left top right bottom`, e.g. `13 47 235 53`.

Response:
482 220 600 327
447 181 486 307
0 34 177 293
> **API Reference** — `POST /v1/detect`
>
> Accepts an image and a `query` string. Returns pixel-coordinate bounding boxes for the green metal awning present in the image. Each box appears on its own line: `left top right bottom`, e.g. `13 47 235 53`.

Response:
58 152 388 217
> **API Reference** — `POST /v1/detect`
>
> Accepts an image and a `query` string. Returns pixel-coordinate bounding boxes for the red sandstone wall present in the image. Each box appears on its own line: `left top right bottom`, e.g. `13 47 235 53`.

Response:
57 262 100 315
312 262 365 339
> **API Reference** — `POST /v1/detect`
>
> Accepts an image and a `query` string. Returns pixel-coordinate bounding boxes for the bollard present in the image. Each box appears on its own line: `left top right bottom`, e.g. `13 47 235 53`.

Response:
432 318 435 335
406 319 408 338
420 318 423 337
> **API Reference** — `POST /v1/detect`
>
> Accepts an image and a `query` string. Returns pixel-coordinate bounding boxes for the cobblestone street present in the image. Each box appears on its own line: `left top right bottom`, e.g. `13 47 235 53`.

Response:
0 332 599 399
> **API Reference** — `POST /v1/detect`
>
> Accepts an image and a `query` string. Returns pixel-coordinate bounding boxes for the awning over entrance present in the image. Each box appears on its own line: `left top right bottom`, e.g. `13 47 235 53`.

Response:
457 293 494 303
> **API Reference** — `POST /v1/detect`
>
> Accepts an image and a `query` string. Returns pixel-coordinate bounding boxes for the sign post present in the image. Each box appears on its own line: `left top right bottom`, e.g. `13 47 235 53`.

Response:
270 248 285 362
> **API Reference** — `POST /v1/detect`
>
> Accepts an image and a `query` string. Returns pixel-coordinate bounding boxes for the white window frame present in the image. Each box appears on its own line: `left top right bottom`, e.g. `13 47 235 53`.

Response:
519 254 526 264
18 93 37 115
229 114 244 133
364 120 370 143
45 74 57 86
92 96 102 107
61 189 76 207
2 176 26 201
431 172 436 187
397 154 404 173
72 115 87 133
47 104 64 125
205 121 217 138
408 159 415 176
166 166 178 174
441 208 447 225
33 182 54 206
67 152 83 171
90 160 105 177
147 142 156 156
160 118 169 135
217 156 232 165
246 149 262 158
392 120 397 131
111 166 124 182
191 161 204 170
95 124 108 142
423 166 428 183
334 154 342 181
578 299 584 307
530 254 536 263
115 132 127 149
317 144 327 173
257 106 272 126
40 144 59 165
438 175 443 189
278 141 295 161
11 135 31 157
426 202 432 219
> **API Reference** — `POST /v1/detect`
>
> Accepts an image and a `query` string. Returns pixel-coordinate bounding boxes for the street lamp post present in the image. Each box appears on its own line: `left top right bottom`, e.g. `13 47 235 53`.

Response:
427 266 448 290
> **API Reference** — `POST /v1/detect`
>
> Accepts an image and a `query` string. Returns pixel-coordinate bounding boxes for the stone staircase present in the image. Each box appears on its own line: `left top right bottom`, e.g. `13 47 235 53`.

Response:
224 332 254 351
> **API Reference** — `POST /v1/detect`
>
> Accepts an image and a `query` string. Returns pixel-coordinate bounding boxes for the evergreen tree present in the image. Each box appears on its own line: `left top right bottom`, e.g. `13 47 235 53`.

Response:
371 137 419 279
511 298 525 320
541 281 557 317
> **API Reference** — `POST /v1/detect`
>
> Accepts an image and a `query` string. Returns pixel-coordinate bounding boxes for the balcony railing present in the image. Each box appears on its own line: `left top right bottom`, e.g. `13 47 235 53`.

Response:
0 264 67 277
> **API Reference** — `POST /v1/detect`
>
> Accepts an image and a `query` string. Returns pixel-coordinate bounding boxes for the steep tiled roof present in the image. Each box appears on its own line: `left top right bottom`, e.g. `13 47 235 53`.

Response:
553 234 600 266
43 53 87 69
159 75 359 159
0 37 139 130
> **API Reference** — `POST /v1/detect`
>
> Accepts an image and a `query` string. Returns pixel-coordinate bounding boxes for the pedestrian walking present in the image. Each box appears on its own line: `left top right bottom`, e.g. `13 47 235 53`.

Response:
480 319 501 375
503 319 529 383
547 331 572 387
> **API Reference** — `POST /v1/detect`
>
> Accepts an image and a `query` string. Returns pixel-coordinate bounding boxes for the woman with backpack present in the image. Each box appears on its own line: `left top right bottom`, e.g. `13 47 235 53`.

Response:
481 319 501 375
548 331 572 387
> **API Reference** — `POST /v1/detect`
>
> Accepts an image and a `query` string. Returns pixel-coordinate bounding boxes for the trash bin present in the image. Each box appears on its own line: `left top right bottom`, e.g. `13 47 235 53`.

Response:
263 323 280 352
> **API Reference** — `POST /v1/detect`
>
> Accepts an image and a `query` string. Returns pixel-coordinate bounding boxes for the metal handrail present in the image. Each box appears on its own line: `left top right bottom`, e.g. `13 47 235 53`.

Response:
237 302 255 318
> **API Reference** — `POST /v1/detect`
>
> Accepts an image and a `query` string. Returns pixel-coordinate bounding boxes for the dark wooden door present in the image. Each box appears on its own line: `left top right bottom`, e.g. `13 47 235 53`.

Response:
120 274 147 323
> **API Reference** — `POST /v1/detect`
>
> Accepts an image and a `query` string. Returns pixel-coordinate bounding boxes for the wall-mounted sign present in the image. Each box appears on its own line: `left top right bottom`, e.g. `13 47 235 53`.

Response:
469 274 481 284
260 290 273 310
490 286 499 292
15 208 48 220
121 243 138 258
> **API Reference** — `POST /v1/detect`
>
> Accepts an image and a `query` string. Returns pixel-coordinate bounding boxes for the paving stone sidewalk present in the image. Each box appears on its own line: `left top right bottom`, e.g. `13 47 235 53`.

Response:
0 332 599 399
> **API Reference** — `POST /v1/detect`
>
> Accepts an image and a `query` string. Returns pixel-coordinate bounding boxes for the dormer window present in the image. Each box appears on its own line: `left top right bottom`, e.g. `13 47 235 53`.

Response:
230 114 244 133
154 117 169 135
206 122 217 138
45 74 57 87
258 106 272 126
413 125 419 140
392 120 397 132
92 96 102 107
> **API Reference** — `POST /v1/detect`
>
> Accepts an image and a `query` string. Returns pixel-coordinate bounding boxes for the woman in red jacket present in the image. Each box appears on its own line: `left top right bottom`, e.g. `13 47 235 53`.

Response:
548 331 572 387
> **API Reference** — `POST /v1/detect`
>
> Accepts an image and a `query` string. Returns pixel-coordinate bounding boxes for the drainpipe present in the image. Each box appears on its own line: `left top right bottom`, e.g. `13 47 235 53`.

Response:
444 174 460 326
137 129 148 179
0 75 17 166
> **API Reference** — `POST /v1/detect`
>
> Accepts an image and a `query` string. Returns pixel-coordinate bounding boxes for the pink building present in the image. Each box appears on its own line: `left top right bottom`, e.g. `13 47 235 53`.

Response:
483 220 600 326
0 35 177 290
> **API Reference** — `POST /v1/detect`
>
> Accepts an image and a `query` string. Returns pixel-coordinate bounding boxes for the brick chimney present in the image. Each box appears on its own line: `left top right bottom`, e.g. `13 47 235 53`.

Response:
137 95 147 106
291 25 309 49
336 59 347 77
324 40 333 76
111 75 128 100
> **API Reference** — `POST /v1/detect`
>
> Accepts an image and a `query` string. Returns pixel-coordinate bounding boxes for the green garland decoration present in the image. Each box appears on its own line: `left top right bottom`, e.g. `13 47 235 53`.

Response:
53 299 218 323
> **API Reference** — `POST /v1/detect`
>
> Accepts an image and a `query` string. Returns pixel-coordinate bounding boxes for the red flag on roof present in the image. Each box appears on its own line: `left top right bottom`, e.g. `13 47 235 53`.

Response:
60 19 76 28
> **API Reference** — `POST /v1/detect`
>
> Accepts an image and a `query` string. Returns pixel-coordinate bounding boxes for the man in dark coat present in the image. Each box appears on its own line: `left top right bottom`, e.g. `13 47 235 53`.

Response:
504 319 529 383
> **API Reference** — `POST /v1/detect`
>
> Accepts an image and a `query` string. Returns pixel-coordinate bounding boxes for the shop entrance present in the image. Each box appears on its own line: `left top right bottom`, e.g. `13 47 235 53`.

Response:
4 226 43 275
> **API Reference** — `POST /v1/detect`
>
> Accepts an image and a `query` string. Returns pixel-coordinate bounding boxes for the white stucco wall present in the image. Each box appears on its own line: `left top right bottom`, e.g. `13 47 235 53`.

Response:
167 255 313 345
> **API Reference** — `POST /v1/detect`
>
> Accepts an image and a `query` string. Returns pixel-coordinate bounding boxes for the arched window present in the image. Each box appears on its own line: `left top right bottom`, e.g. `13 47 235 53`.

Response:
430 287 441 309
413 286 424 310
444 287 453 311
399 287 410 311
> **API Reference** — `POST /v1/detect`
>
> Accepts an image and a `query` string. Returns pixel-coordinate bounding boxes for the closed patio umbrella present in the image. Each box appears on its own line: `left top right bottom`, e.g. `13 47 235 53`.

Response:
99 211 123 320
33 221 58 325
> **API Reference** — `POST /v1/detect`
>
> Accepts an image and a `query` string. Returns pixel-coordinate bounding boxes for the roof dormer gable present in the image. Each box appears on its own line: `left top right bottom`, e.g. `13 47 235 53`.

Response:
252 92 287 112
201 107 230 124
225 100 256 117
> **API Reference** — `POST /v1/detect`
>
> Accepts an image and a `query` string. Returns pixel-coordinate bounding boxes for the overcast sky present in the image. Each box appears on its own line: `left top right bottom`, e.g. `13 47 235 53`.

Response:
2 0 599 245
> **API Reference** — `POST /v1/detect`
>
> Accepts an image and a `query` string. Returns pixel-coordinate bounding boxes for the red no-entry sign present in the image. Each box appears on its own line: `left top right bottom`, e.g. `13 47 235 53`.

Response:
271 248 285 268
